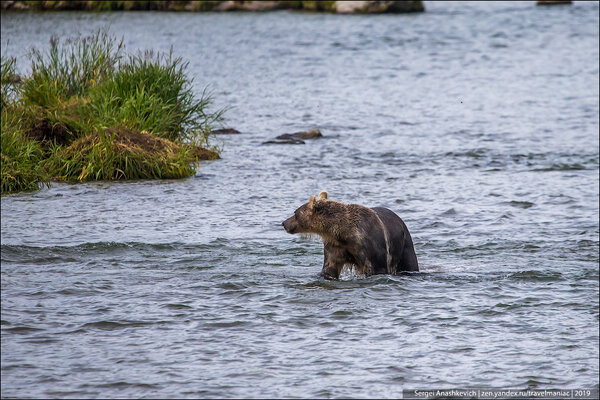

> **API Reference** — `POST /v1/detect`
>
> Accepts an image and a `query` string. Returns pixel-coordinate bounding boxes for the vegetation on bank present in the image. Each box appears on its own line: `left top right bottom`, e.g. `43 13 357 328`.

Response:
1 31 222 195
0 1 425 13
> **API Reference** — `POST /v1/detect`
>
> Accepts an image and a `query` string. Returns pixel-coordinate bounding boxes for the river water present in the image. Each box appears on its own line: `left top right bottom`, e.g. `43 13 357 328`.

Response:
1 2 599 398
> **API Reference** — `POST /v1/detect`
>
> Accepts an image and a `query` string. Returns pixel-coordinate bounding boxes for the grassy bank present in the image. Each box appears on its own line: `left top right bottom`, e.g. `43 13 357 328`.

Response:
1 31 222 195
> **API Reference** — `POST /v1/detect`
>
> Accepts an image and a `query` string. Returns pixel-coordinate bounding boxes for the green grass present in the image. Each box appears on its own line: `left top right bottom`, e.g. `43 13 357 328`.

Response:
1 57 48 193
1 31 222 195
1 55 19 108
20 31 123 108
88 50 223 141
1 106 49 194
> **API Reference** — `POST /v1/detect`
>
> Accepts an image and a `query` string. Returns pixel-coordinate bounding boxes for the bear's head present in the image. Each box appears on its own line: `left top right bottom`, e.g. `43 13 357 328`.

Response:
282 190 330 235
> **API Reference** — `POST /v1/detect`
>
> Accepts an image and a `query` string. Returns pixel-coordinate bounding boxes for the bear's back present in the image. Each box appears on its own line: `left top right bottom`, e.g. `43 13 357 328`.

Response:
371 207 419 272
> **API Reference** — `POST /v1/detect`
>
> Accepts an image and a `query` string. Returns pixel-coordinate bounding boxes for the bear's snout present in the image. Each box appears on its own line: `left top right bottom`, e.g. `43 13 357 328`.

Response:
282 216 298 234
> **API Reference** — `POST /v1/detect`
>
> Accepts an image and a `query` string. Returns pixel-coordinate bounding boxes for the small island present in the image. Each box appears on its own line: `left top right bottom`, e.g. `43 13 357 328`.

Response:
1 31 222 195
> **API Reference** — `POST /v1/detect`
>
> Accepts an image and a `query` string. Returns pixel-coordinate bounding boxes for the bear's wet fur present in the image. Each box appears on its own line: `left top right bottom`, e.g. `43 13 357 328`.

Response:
282 191 419 279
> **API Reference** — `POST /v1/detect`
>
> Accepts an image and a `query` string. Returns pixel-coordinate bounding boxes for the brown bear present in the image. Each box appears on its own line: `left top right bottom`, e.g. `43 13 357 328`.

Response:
282 191 419 279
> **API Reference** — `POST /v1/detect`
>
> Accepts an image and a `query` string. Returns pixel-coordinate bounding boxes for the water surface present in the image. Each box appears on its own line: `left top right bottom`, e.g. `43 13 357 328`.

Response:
1 2 599 398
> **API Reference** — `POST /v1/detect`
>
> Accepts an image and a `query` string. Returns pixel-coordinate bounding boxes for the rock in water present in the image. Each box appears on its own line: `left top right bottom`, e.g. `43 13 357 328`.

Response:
210 128 241 135
276 128 322 140
335 1 424 14
537 1 571 4
262 138 306 145
213 1 284 12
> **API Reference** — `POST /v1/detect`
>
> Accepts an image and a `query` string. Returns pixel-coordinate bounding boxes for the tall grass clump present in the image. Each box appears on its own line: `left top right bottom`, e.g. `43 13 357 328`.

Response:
2 56 48 193
1 31 223 195
20 31 123 108
89 50 223 141
1 107 49 193
1 55 19 108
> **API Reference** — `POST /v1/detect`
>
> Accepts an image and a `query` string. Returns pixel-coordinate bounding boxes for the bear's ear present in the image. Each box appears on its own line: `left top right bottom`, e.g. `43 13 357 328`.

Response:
308 195 315 210
318 190 328 201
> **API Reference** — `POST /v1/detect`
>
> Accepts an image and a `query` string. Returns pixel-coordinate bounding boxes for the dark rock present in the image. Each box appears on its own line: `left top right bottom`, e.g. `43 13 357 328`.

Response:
299 1 336 12
191 146 220 160
210 128 241 135
262 138 306 145
0 1 16 10
1 1 28 10
335 1 424 14
264 127 322 144
386 1 424 13
276 128 322 140
4 73 21 84
536 0 571 4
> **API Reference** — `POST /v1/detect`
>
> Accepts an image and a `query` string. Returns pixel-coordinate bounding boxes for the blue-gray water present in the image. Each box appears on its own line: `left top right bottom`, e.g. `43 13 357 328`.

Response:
1 2 599 398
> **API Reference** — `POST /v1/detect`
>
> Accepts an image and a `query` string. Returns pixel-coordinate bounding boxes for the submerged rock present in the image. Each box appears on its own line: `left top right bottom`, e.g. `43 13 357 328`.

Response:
210 128 241 135
262 138 306 145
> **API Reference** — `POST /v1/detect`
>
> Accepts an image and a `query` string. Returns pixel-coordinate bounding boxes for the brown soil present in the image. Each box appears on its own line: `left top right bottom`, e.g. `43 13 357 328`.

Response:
67 126 220 159
25 117 75 147
106 126 176 154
